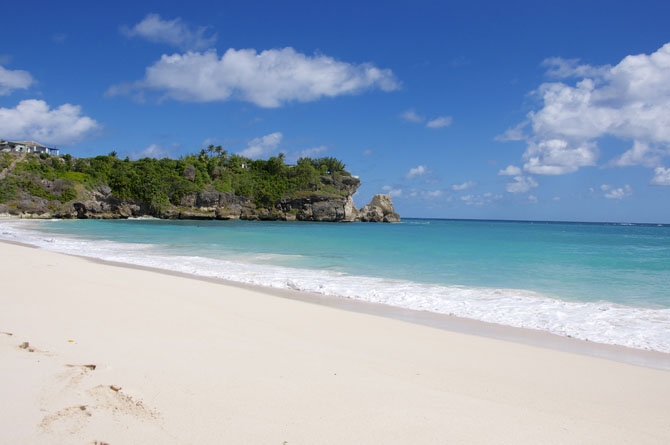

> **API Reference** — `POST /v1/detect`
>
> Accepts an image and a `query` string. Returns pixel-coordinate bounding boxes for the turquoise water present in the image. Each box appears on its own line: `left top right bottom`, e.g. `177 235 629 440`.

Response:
2 218 669 352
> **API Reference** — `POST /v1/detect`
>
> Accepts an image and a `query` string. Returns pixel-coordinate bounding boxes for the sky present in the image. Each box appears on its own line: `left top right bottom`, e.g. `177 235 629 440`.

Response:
2 0 670 223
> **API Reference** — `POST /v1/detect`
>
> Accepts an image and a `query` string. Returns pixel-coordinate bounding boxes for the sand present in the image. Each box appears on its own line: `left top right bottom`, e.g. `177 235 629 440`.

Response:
1 241 670 444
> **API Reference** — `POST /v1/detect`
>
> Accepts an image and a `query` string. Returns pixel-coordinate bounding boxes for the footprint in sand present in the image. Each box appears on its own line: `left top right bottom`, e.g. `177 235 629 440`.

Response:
39 384 160 437
58 363 98 388
39 405 92 435
86 384 160 421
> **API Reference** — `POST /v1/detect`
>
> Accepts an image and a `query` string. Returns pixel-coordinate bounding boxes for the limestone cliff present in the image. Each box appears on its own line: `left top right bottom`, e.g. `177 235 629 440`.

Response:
0 152 400 222
65 189 400 223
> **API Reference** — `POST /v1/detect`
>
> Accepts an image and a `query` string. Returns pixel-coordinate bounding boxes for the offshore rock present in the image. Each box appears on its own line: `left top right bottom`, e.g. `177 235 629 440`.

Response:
357 194 401 223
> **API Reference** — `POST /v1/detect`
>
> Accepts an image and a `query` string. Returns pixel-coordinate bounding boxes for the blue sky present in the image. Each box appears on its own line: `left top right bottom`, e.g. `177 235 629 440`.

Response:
2 0 670 223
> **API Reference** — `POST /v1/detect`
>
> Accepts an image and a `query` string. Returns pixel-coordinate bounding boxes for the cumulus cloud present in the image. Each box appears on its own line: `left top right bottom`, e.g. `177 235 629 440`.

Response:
406 165 427 178
401 109 424 123
382 185 403 197
0 65 34 95
121 14 217 51
506 175 538 193
523 139 598 175
542 57 611 79
237 132 283 158
108 47 399 108
498 165 522 176
500 42 670 176
603 184 633 200
451 180 476 191
651 167 670 186
426 116 453 128
0 99 99 145
609 140 667 168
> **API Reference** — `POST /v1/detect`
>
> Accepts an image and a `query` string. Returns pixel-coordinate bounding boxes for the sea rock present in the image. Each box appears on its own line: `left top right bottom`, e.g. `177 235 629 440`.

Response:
357 194 401 223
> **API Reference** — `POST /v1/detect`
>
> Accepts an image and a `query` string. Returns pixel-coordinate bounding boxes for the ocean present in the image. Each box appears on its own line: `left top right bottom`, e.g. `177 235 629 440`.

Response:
1 218 669 353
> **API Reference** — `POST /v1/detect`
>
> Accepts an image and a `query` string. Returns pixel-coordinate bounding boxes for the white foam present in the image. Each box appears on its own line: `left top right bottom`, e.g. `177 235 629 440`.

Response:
2 220 669 353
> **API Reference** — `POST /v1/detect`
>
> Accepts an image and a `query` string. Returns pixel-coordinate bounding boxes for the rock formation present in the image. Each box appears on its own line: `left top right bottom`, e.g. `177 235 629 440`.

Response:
357 194 401 222
13 190 401 223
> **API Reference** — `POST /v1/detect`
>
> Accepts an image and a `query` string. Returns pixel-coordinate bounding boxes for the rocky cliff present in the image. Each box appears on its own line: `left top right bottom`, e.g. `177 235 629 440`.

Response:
0 153 400 222
66 188 399 223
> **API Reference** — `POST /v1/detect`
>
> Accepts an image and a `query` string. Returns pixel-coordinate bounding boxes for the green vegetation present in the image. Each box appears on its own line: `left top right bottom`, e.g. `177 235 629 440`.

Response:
0 150 352 214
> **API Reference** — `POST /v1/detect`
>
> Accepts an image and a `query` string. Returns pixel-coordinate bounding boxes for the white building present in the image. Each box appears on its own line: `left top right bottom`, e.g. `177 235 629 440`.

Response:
0 140 60 156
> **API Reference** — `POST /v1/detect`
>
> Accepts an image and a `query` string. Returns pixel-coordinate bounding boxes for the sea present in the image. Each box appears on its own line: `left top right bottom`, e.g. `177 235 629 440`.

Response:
1 217 669 353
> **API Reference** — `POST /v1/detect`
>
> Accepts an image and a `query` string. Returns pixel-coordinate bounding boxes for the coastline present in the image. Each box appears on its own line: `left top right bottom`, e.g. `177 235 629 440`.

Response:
3 235 669 370
2 241 670 444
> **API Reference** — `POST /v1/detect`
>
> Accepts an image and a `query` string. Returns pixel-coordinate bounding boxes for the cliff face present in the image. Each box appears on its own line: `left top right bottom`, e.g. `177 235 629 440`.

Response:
0 154 400 222
67 188 399 223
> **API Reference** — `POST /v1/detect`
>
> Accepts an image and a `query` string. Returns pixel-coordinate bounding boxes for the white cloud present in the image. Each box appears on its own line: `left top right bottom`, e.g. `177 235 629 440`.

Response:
362 149 374 156
498 165 522 176
108 47 399 108
604 184 633 200
451 180 476 191
506 175 538 193
121 14 216 51
131 143 171 160
406 165 427 178
0 99 99 145
401 109 452 128
542 57 611 79
237 132 283 159
494 122 528 142
423 189 443 198
651 167 670 186
523 139 598 175
426 116 453 128
0 65 34 95
461 192 502 206
501 42 670 175
609 140 667 168
292 145 328 162
528 194 538 203
401 109 424 123
382 185 403 197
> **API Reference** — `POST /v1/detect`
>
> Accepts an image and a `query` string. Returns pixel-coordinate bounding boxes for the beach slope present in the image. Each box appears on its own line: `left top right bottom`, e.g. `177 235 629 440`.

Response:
1 241 669 444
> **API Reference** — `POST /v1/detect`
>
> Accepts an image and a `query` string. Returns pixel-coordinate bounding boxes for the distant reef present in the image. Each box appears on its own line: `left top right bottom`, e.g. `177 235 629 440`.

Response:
0 151 400 223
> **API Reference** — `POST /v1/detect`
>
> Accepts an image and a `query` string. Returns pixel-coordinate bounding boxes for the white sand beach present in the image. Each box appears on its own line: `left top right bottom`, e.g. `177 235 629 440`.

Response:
1 240 670 444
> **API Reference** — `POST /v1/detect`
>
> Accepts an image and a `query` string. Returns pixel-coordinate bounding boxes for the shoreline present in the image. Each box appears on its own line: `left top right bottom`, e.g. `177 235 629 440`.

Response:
2 238 669 370
84 252 670 371
2 240 670 443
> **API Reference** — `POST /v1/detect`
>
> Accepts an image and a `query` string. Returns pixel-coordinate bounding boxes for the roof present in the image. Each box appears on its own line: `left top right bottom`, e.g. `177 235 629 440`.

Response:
11 140 47 148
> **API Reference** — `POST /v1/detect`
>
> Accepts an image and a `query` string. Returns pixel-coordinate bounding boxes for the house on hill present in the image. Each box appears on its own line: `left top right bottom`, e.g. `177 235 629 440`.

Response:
0 140 59 156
